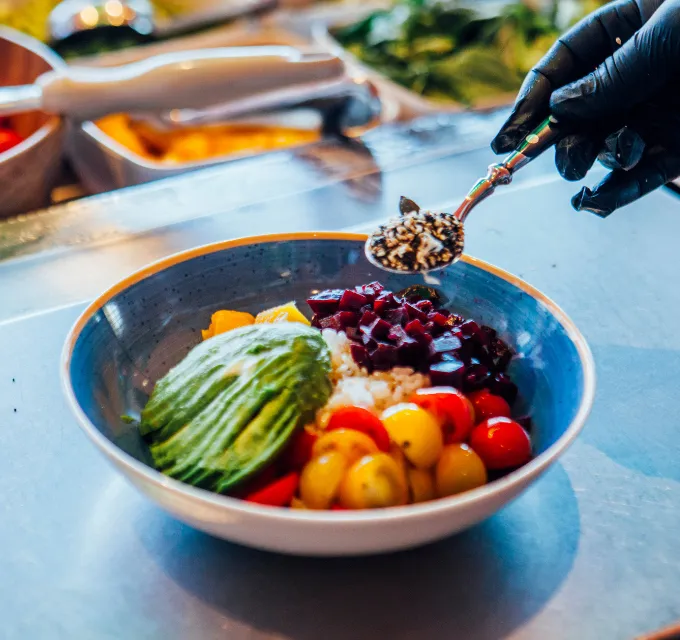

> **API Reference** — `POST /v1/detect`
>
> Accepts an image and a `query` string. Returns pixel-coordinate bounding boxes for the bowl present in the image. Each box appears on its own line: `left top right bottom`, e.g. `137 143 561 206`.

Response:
61 233 595 556
0 27 65 218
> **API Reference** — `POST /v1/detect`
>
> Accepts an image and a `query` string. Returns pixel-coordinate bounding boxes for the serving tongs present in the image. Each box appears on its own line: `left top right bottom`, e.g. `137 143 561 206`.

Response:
365 116 563 273
0 45 375 128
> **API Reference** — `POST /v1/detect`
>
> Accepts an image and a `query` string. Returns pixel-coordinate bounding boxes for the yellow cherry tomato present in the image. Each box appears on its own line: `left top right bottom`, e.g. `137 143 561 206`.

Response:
436 443 488 498
381 403 444 469
312 429 378 465
407 467 436 504
255 302 310 326
299 452 348 509
338 453 409 509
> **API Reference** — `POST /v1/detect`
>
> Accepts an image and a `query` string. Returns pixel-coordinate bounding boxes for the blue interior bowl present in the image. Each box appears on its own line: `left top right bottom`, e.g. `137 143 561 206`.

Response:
63 233 595 507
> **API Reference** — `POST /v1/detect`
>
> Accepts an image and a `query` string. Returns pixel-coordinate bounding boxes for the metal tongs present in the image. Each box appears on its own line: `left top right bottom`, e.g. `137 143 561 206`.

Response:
365 116 562 274
0 46 379 131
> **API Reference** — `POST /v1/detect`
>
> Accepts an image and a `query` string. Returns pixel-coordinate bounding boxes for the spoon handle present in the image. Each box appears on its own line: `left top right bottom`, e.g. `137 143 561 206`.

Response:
454 115 562 222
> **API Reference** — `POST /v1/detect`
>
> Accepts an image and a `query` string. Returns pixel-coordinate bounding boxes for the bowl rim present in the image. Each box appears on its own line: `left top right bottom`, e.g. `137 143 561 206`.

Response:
0 27 64 161
61 231 596 524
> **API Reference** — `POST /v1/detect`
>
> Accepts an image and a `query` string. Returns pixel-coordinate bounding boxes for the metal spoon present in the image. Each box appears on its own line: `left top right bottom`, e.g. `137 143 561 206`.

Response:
365 115 562 274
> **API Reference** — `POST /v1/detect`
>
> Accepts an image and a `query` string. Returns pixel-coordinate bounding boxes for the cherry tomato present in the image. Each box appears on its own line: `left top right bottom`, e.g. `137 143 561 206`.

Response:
0 128 23 154
245 472 299 507
338 453 408 509
326 405 391 452
407 467 436 503
468 390 511 423
300 452 348 509
381 403 443 469
410 387 475 444
436 443 487 497
469 417 532 470
281 428 318 470
312 428 378 465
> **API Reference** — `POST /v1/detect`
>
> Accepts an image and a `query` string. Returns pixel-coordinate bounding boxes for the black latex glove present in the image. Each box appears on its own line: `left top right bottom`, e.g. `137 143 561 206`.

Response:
491 0 680 217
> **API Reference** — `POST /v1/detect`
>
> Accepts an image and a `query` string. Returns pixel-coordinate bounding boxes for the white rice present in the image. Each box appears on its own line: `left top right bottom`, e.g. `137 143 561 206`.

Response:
315 329 430 428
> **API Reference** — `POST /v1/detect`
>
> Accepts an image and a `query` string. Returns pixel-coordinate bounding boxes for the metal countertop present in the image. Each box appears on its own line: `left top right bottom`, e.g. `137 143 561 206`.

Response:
1 114 679 640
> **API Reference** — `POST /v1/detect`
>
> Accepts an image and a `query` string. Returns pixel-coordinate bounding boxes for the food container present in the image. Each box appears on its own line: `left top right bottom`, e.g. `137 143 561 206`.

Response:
65 26 386 193
312 23 513 122
0 28 65 218
311 0 581 120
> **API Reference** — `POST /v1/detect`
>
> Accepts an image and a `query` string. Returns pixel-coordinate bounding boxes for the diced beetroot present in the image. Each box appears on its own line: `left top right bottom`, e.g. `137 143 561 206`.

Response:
319 315 343 332
350 343 372 370
339 289 368 311
355 282 383 302
388 324 408 343
345 326 361 341
396 337 426 368
460 320 481 337
430 333 462 355
359 310 379 327
429 312 451 328
405 303 428 323
372 343 398 370
429 359 465 388
482 325 497 340
361 317 391 341
463 363 490 392
374 292 398 314
307 289 344 315
490 337 513 372
336 311 361 328
405 319 427 338
362 334 378 351
385 308 407 326
415 300 434 313
490 373 518 405
306 283 519 407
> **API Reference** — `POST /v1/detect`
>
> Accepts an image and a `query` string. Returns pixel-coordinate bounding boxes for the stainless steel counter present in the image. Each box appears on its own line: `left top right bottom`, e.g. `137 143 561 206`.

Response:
1 113 680 640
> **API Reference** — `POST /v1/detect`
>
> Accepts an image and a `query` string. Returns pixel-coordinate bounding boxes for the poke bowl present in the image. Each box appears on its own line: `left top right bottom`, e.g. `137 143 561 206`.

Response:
61 232 595 556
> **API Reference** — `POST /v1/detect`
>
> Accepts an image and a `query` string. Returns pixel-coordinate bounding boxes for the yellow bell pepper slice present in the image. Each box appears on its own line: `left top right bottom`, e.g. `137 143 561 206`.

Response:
254 302 310 326
201 310 255 340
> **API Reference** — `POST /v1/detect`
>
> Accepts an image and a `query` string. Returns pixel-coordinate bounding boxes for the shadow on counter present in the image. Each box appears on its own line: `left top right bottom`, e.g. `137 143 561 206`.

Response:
135 461 579 640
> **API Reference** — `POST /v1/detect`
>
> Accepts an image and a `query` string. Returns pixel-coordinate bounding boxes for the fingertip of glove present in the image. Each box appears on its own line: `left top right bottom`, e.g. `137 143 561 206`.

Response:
571 186 614 217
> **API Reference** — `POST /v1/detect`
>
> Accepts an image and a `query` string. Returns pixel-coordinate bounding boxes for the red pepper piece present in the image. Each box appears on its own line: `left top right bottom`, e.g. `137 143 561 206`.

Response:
0 128 23 154
246 472 299 507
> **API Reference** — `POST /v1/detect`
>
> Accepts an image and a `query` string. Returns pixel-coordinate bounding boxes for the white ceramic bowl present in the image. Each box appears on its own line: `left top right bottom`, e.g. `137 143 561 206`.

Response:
62 233 595 556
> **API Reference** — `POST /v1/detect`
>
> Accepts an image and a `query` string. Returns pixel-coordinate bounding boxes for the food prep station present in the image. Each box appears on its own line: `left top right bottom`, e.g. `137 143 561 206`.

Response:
2 1 680 639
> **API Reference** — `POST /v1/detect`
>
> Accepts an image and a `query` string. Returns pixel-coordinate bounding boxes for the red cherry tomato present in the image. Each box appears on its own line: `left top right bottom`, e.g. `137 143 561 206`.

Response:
246 472 299 507
469 417 532 470
281 428 318 470
409 387 475 444
0 128 23 154
468 390 511 423
326 406 391 452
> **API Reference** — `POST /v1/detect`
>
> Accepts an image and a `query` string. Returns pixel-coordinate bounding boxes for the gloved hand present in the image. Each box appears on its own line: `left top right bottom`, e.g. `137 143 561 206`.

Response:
491 0 680 217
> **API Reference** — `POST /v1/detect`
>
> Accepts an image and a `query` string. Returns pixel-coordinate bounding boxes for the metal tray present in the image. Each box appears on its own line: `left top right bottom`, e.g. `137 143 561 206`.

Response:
312 24 516 122
65 25 385 193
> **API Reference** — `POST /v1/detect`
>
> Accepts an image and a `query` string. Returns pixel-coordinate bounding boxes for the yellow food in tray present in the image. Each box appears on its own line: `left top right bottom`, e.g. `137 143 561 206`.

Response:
96 114 320 165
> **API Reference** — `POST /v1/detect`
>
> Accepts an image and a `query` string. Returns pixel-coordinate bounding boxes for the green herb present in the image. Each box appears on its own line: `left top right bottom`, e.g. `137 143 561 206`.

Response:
334 0 608 107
